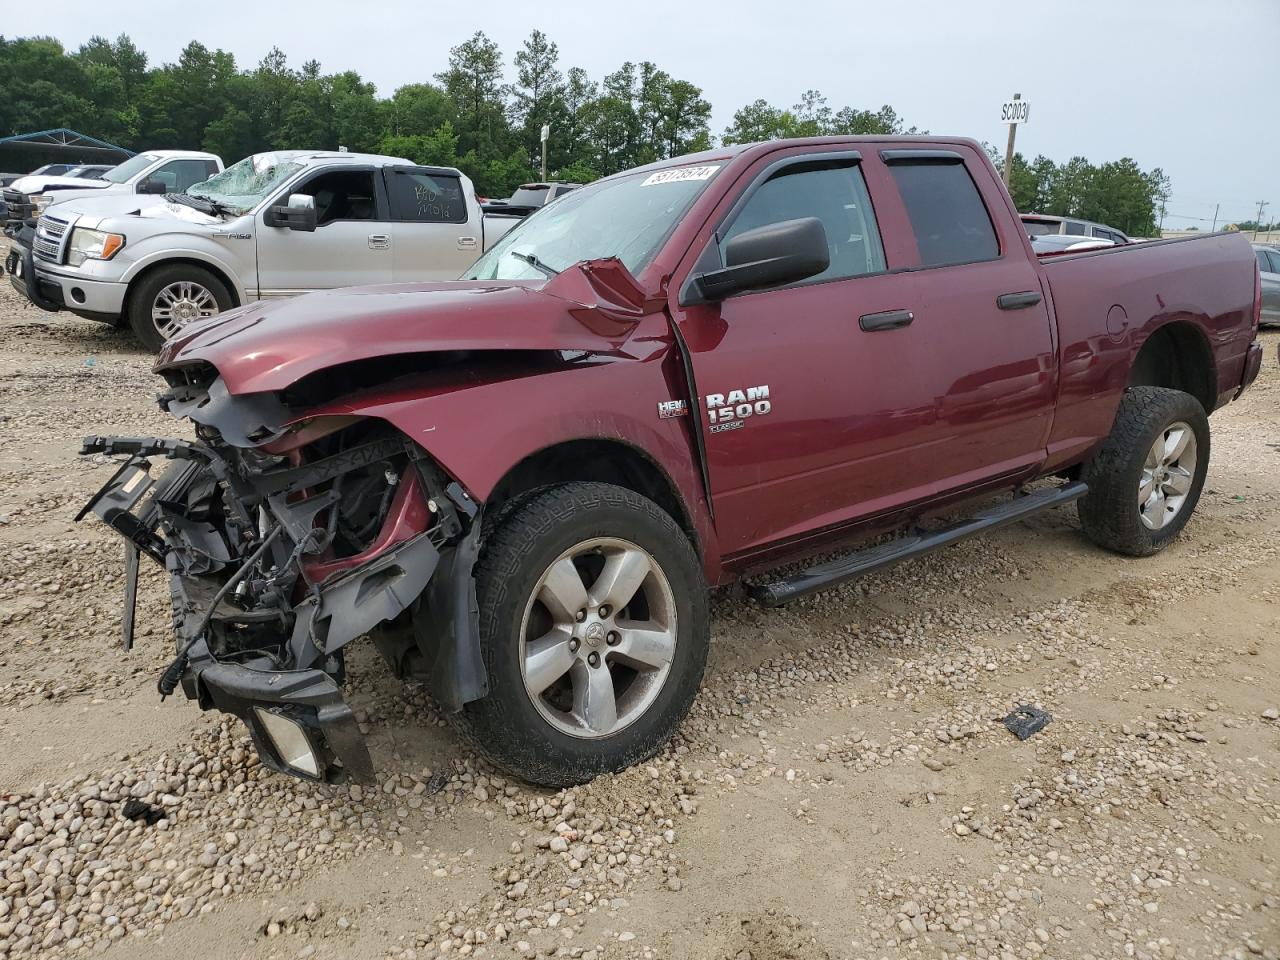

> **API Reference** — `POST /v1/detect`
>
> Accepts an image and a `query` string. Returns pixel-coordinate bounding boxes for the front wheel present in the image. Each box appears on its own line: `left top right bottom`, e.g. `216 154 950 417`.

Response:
454 483 709 787
127 264 233 351
1078 386 1210 556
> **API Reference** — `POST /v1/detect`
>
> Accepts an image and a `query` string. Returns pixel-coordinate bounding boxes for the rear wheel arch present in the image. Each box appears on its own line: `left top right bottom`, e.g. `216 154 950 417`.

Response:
1127 321 1217 413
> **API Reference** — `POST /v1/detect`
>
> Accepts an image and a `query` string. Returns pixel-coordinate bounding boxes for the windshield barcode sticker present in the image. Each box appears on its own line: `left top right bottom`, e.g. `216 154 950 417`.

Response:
640 165 720 186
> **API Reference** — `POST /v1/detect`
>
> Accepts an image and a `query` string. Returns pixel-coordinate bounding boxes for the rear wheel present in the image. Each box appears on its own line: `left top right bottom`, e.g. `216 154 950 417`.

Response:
1078 386 1210 556
455 483 708 787
127 264 232 351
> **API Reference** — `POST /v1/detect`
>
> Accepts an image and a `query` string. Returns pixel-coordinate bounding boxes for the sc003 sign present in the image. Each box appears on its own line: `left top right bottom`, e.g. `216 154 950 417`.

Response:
1000 100 1030 124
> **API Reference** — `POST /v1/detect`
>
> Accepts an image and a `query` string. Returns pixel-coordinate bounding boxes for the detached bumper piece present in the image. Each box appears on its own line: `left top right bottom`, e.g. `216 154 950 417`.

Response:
77 432 460 784
194 661 373 783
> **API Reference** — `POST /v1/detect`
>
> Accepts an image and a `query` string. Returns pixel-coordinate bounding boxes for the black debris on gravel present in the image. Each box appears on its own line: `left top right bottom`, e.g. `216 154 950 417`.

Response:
1003 705 1052 741
121 799 166 825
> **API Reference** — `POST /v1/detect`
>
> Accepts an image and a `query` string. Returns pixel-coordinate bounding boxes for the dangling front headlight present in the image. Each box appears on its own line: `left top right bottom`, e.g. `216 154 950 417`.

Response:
67 227 125 267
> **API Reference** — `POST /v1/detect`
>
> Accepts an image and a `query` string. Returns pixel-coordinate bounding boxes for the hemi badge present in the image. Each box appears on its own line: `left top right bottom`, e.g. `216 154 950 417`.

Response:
657 399 688 419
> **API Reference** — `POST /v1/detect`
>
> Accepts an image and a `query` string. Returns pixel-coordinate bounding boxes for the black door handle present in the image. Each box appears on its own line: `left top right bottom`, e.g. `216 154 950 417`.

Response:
859 309 914 332
997 291 1043 310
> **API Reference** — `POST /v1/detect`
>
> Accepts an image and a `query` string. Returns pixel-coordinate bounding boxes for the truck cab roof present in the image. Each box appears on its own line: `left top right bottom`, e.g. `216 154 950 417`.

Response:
257 151 428 169
144 149 222 160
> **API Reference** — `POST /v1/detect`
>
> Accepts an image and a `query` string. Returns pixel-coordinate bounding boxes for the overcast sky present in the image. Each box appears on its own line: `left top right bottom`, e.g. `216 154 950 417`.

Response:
8 0 1277 228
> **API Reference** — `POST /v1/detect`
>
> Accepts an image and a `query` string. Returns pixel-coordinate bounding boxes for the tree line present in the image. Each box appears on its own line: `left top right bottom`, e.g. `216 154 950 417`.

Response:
0 31 1170 229
1003 152 1171 237
0 31 718 195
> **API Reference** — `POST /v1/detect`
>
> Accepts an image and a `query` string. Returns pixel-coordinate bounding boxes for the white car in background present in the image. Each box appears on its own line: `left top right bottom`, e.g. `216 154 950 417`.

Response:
2 150 224 227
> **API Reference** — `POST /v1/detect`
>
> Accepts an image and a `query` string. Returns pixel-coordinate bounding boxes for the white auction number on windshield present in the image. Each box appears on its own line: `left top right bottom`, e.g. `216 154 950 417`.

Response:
640 165 720 187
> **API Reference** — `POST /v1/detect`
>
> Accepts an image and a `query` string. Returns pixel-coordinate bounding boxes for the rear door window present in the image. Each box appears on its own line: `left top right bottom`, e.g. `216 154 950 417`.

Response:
887 159 999 267
722 158 886 284
1063 220 1088 236
385 168 467 223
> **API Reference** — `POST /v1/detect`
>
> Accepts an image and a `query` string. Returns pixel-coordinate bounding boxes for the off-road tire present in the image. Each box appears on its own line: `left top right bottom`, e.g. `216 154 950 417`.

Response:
126 264 233 352
454 482 709 787
1078 386 1210 556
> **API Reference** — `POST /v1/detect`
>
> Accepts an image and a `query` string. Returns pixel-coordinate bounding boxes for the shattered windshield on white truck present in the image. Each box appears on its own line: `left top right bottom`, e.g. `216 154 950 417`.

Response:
186 154 304 214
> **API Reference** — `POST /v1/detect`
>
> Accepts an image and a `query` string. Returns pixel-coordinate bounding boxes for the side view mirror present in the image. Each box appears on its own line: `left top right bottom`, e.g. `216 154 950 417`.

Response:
692 217 830 302
264 193 317 232
136 178 167 195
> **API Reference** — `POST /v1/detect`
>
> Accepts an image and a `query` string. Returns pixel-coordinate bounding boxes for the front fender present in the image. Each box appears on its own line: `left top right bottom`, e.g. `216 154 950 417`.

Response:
296 327 720 580
119 240 251 304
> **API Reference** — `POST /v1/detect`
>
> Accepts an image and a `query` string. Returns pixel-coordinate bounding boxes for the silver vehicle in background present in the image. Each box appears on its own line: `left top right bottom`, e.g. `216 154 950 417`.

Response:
7 151 518 349
1030 234 1116 255
1022 213 1131 245
1254 244 1280 325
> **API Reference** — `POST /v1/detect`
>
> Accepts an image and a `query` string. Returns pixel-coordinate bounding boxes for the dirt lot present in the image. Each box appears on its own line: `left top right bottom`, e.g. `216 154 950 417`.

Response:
1 252 1277 960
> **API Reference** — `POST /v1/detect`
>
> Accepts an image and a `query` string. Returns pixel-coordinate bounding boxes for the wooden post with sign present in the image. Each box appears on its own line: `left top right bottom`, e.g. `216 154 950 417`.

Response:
540 124 549 181
1000 93 1029 189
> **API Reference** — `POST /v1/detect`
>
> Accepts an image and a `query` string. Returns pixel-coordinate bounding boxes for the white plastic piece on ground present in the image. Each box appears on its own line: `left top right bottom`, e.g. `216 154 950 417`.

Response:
253 706 321 778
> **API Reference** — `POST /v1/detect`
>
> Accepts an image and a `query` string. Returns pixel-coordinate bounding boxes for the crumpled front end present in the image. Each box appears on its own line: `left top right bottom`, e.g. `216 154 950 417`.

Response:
77 363 484 783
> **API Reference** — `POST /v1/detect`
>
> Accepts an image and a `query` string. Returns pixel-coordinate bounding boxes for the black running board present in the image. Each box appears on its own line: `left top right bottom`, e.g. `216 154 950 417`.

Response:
751 481 1088 607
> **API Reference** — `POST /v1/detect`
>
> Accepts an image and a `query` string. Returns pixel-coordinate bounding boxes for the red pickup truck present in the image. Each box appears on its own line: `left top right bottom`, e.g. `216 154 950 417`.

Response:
78 136 1263 787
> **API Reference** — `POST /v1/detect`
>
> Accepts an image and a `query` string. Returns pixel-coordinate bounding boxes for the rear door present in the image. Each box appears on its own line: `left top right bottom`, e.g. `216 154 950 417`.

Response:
382 166 477 280
255 165 393 297
879 148 1056 491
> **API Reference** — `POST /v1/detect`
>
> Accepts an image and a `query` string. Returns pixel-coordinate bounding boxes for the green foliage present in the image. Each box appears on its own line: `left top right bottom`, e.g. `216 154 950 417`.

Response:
1 29 1169 231
722 90 918 145
1004 152 1170 236
0 30 724 197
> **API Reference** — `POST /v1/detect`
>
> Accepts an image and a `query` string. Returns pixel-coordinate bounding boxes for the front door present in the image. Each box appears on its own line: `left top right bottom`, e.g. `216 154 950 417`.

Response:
255 166 393 298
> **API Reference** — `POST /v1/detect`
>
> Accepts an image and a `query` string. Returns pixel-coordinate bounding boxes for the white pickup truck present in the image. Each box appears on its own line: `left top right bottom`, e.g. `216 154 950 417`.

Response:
8 151 520 349
1 150 224 227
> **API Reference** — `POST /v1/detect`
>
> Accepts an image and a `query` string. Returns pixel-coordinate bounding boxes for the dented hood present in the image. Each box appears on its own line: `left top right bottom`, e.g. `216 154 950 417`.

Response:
155 258 667 396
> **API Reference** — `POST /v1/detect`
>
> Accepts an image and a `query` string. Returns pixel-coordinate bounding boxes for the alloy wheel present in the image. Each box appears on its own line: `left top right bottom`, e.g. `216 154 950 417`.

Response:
518 537 677 739
152 280 220 339
1139 420 1197 530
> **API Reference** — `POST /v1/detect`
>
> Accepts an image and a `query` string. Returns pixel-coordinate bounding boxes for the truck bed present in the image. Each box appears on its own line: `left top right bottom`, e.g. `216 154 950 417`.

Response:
1038 231 1258 468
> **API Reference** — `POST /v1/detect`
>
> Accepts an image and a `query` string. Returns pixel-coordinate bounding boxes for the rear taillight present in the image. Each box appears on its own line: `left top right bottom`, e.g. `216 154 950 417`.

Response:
1254 261 1263 333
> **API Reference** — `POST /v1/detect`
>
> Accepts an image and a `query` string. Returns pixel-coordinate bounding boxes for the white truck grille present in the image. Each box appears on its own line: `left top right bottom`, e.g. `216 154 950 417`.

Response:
32 214 72 265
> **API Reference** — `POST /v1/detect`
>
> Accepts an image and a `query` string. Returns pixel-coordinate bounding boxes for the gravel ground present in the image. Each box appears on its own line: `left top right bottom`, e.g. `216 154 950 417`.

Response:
0 245 1277 960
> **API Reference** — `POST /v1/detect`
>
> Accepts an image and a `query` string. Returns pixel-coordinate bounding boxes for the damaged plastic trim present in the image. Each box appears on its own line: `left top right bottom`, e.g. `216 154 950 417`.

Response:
77 426 489 784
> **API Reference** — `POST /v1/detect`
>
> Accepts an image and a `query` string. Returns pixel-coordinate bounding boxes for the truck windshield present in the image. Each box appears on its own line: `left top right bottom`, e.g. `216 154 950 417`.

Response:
465 164 722 281
102 154 160 184
186 155 305 215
